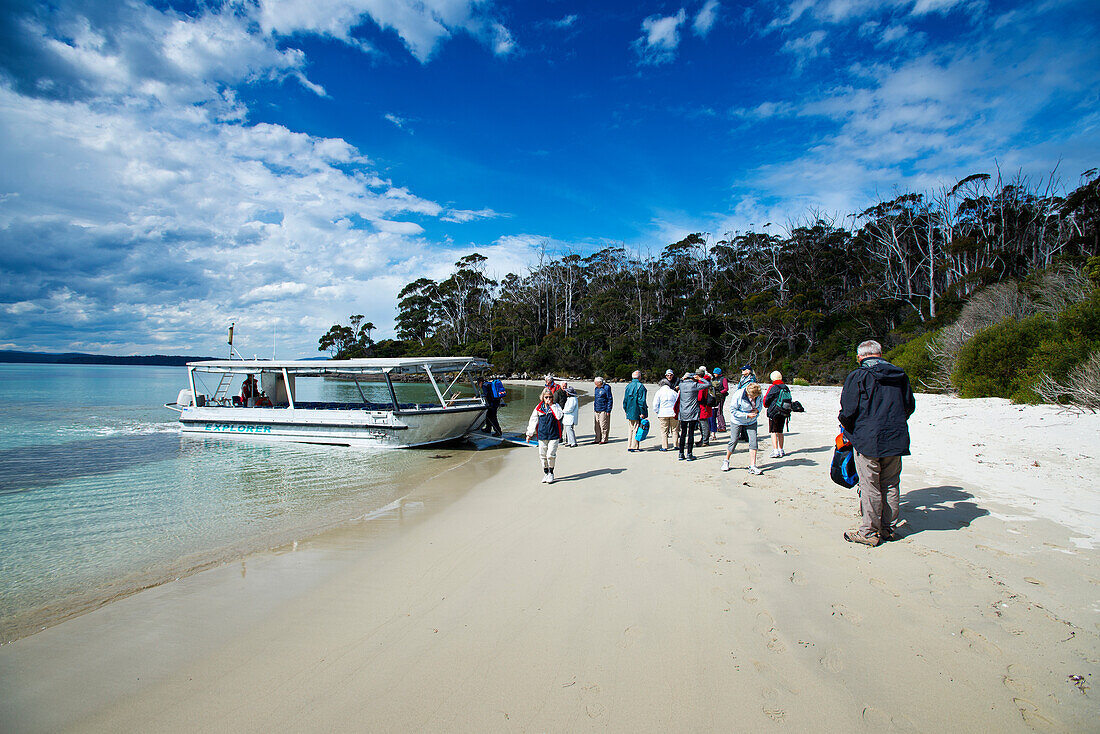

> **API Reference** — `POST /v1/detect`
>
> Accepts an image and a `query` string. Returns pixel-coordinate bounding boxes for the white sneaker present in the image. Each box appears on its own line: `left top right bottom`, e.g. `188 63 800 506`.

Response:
541 472 550 483
778 450 785 457
748 466 763 475
770 450 780 458
547 472 555 484
721 460 730 472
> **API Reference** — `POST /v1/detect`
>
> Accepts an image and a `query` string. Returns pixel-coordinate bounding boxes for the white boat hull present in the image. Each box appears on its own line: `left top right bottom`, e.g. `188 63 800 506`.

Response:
179 405 487 448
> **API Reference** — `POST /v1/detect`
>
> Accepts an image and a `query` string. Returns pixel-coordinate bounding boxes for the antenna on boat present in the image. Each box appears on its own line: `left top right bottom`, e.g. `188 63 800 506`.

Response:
273 321 277 361
227 321 244 360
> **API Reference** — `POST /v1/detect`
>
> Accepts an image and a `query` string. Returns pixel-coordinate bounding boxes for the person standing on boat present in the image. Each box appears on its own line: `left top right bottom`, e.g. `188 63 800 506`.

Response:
478 377 503 436
526 388 565 483
241 374 259 407
592 376 613 444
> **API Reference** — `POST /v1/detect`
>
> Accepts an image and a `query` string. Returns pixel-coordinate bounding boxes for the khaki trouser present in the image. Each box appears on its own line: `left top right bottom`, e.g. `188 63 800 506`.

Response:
627 419 641 449
594 412 611 443
658 416 679 450
854 452 902 538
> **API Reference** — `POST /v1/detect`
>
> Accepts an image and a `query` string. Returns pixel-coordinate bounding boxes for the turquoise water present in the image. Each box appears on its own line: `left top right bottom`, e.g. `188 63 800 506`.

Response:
0 363 539 640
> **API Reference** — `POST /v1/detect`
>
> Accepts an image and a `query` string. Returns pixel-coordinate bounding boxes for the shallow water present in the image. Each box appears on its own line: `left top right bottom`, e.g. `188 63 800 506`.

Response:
0 363 544 640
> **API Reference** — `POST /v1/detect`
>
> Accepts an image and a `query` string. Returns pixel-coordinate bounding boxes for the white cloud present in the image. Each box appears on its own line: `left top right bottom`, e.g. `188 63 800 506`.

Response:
780 29 828 66
551 15 579 29
384 112 412 132
256 0 516 63
441 208 506 223
729 19 1100 222
634 9 688 65
693 0 721 37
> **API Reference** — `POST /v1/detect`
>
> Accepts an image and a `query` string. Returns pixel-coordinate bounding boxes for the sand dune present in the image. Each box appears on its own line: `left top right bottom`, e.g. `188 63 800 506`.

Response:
1 384 1097 732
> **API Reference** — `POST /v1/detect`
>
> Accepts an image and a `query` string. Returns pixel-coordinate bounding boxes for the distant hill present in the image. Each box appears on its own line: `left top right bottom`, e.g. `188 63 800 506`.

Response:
0 350 218 366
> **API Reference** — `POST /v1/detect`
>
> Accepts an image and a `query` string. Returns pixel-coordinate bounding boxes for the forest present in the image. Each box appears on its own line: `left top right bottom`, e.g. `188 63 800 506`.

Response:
318 168 1100 408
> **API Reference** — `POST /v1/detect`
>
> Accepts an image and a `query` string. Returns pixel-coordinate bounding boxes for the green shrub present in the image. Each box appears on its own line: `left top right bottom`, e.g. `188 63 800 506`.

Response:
953 315 1058 399
792 377 810 386
887 330 940 390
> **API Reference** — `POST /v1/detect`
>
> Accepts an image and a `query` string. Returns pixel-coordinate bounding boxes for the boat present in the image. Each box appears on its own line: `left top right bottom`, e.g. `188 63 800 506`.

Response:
165 357 491 447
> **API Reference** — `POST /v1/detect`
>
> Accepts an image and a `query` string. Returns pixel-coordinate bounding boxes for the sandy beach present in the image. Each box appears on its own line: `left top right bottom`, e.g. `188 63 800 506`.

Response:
1 383 1098 732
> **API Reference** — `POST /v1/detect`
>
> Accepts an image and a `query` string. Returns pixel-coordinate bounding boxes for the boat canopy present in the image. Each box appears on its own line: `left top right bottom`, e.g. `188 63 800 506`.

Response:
186 357 490 376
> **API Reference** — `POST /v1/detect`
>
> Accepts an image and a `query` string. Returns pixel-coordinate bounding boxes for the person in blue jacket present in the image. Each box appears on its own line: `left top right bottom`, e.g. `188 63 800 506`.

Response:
592 376 613 444
622 370 649 452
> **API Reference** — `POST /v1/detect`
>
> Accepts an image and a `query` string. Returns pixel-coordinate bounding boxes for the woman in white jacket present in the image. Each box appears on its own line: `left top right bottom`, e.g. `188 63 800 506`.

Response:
526 388 565 483
651 378 680 452
562 386 580 447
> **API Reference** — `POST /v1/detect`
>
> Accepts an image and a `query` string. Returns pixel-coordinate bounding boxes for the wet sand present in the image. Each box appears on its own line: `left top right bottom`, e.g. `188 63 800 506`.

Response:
1 384 1097 732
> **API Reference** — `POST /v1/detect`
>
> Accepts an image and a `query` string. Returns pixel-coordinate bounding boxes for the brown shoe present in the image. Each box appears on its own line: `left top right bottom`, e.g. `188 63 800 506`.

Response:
881 529 899 542
844 530 881 547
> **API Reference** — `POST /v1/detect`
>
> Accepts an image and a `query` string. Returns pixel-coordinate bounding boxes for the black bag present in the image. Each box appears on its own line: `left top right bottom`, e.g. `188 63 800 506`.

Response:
791 400 804 413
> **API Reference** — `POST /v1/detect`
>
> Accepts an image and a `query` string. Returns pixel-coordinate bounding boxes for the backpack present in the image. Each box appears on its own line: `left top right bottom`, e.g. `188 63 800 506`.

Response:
490 379 506 399
635 418 650 442
766 384 793 419
830 434 859 489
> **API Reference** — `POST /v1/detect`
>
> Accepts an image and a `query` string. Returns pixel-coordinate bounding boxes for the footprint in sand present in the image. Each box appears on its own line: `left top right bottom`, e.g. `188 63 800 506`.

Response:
862 706 917 731
770 543 800 556
761 687 787 723
830 604 863 624
1013 698 1060 730
1002 666 1031 696
789 570 807 586
869 577 900 598
754 611 787 654
818 647 843 673
743 586 759 604
960 627 1001 656
582 683 608 722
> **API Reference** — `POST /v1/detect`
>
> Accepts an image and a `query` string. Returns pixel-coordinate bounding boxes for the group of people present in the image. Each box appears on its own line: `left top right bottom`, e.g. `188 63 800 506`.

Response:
522 364 800 482
517 339 917 550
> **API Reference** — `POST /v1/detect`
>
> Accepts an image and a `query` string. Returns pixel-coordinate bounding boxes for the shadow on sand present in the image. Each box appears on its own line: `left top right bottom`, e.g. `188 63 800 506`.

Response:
557 467 627 482
899 485 989 536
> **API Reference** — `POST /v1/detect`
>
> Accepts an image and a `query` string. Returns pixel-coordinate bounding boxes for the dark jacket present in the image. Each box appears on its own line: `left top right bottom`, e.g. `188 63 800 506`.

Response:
593 384 613 413
838 357 916 457
622 379 648 420
481 382 501 407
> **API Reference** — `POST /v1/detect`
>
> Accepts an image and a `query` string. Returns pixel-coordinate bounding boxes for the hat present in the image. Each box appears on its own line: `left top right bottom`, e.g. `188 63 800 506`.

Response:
695 366 706 375
665 369 674 375
741 364 752 371
566 386 576 396
713 367 722 376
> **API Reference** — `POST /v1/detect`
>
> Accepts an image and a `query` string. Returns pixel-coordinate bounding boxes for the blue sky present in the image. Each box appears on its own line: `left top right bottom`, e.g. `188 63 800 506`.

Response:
1 0 1097 357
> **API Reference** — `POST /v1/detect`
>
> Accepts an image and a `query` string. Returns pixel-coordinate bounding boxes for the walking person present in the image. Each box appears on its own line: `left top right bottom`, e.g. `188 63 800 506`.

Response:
676 367 710 461
839 340 916 547
722 382 763 475
526 388 565 484
623 370 648 452
763 371 792 457
713 368 730 432
697 375 713 446
477 377 503 436
652 378 680 452
562 386 579 447
592 376 612 444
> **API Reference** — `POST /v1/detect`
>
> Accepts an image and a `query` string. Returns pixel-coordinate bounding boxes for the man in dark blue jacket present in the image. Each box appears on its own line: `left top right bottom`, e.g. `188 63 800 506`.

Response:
838 340 916 547
592 376 613 444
